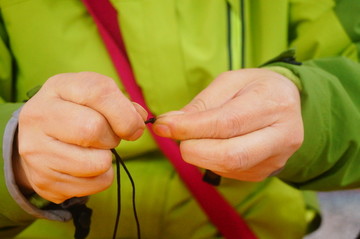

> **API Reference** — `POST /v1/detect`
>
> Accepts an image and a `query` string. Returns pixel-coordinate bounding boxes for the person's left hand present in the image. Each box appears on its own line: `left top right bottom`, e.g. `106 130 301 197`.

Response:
153 68 303 181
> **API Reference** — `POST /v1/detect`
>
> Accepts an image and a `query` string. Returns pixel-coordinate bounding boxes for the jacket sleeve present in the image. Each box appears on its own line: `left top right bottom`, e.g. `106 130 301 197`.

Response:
0 10 36 235
0 16 72 238
271 0 360 190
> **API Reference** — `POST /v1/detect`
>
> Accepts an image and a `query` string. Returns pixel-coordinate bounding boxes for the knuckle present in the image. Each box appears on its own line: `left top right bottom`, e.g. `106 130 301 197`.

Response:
87 150 113 176
19 104 31 122
46 73 74 91
107 136 121 149
186 98 208 112
19 101 42 125
117 125 135 139
251 81 269 96
273 158 287 170
18 141 35 159
221 111 247 137
194 110 247 139
170 121 188 139
289 132 304 150
98 170 114 191
293 132 304 147
46 73 67 85
276 97 297 112
61 72 118 105
221 147 250 172
30 174 51 193
285 125 304 151
79 169 114 196
272 87 300 112
79 72 117 97
78 115 105 146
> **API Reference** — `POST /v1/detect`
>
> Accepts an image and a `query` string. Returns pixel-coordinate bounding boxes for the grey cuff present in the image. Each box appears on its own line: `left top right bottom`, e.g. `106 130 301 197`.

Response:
3 108 71 222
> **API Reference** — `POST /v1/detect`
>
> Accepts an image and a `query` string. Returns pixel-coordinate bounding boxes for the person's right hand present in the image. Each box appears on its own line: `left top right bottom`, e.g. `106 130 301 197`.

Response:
15 72 147 204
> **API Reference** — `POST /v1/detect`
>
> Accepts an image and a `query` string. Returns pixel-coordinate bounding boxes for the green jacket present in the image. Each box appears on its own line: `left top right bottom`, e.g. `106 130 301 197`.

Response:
1 0 360 238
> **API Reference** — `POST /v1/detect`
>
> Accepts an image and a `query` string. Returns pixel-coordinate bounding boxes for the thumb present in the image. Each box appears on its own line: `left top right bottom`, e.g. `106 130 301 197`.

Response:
181 71 245 113
153 72 244 139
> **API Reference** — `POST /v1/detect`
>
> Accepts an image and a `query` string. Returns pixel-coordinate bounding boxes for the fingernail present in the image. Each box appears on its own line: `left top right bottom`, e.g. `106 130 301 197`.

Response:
132 102 148 121
153 124 171 137
157 111 184 119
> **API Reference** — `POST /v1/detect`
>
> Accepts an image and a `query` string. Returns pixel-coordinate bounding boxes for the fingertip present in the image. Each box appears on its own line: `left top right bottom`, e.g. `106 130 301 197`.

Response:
127 128 145 141
152 111 186 138
112 104 147 141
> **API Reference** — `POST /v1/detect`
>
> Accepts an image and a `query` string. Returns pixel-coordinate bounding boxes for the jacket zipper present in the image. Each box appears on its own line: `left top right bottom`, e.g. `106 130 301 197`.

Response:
227 0 245 70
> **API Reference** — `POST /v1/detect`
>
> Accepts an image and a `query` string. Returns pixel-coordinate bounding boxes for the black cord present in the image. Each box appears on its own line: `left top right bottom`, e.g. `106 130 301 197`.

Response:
118 151 141 239
111 148 141 239
111 148 121 239
110 118 155 239
144 117 156 124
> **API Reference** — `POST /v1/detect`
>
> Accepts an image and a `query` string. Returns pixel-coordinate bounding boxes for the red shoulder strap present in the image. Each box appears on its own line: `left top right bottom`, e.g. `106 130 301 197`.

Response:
81 1 257 238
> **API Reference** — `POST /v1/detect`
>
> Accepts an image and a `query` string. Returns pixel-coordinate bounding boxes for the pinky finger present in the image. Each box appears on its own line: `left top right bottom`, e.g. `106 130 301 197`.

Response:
212 156 285 182
31 167 114 204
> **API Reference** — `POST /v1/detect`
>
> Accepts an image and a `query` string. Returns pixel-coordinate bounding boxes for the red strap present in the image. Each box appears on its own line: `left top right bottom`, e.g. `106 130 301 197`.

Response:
82 1 257 238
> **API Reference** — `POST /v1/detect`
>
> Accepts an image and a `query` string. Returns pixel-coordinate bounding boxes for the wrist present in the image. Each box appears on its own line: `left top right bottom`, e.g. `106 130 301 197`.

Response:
12 134 34 197
262 65 303 91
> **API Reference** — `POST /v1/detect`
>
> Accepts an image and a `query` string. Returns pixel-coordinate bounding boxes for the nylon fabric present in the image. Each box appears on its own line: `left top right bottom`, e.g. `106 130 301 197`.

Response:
334 0 360 42
271 58 360 189
0 103 35 230
83 1 257 237
0 0 359 238
14 156 307 239
334 0 360 60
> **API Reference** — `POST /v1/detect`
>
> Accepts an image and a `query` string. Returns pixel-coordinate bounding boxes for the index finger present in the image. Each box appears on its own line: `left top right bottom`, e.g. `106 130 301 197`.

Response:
153 87 279 140
44 72 147 140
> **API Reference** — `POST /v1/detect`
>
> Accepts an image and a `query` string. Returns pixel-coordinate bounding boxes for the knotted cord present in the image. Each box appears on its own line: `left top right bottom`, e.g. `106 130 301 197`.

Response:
111 118 156 239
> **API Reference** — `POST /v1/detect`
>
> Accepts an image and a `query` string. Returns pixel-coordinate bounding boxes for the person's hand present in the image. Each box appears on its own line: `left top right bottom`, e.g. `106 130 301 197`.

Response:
153 68 303 181
15 72 147 203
